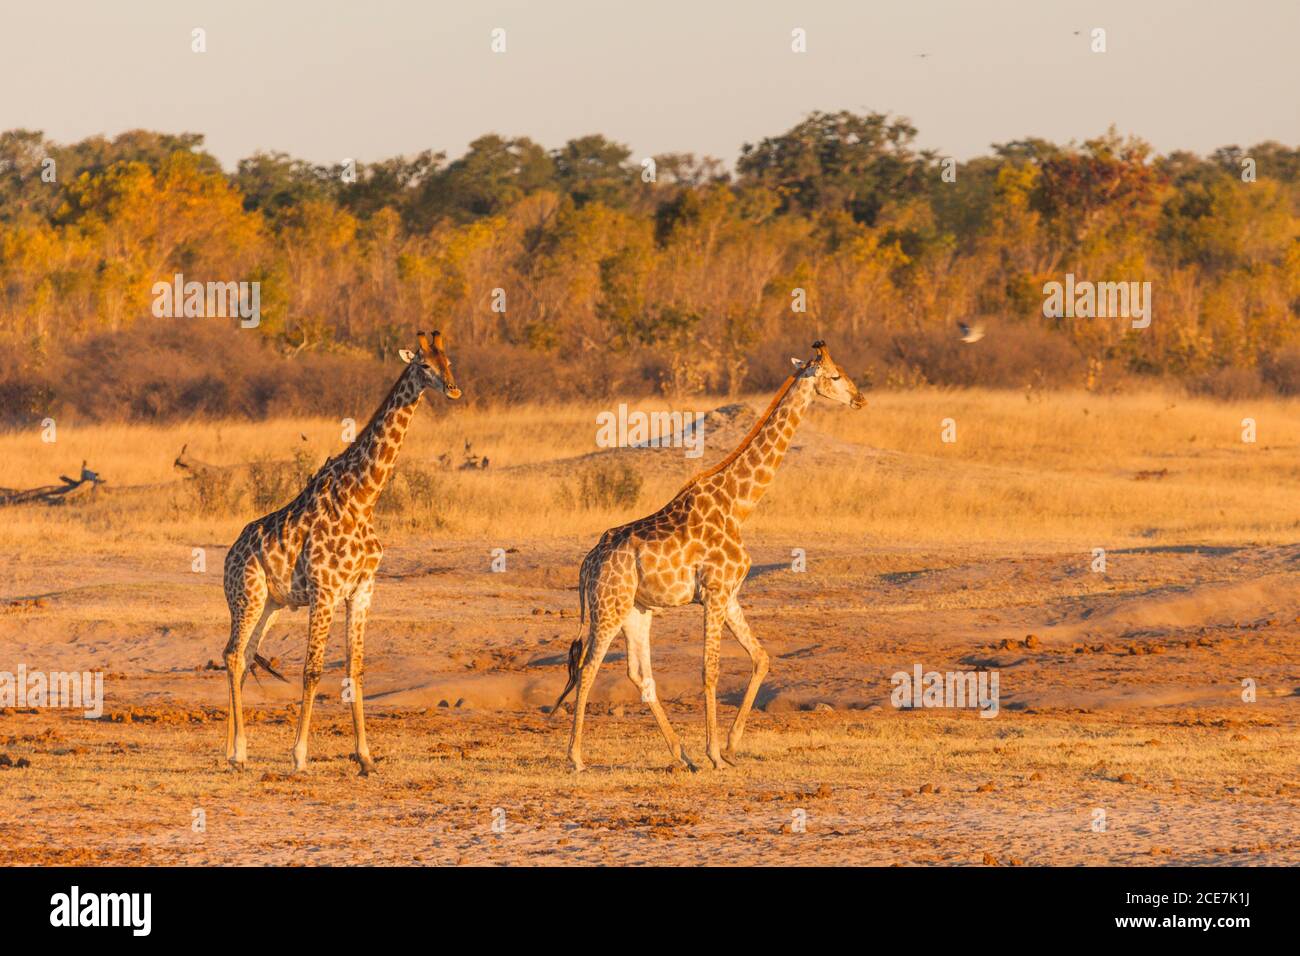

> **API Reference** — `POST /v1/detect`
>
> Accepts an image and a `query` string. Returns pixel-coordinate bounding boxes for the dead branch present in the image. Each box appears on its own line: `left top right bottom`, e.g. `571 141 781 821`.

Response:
0 460 105 506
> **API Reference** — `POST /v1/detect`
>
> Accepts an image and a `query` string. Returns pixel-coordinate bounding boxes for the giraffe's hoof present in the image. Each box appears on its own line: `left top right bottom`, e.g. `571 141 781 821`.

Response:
708 753 734 770
569 761 586 774
722 749 741 765
357 758 377 777
226 758 246 772
668 759 698 774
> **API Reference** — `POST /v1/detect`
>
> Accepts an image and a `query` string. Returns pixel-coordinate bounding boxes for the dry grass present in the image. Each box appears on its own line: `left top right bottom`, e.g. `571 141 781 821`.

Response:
4 705 1296 866
1 389 1296 559
1 383 1297 866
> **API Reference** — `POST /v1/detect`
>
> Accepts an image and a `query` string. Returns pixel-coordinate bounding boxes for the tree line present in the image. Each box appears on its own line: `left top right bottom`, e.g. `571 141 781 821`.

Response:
1 112 1297 421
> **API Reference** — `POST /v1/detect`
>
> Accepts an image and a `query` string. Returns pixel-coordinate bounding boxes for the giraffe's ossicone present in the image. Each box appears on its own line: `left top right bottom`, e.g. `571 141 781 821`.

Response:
554 340 866 772
222 331 461 775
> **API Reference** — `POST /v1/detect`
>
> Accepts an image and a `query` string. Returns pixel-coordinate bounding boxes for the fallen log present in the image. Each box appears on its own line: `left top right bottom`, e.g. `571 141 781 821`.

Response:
0 461 105 506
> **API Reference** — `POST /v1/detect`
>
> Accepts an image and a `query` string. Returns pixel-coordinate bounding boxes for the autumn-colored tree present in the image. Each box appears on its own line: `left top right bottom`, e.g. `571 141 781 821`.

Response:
1 113 1298 419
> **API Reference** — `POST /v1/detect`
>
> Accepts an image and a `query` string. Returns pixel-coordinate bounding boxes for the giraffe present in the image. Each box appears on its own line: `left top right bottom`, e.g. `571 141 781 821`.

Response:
553 340 865 772
222 330 461 775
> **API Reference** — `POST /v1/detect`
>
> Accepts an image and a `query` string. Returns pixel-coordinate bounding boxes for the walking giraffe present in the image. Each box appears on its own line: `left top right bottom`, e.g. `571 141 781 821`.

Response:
222 331 461 774
552 341 865 771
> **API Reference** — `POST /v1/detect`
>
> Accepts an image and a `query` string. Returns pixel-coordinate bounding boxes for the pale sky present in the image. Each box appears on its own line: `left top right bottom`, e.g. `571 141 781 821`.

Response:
3 0 1297 170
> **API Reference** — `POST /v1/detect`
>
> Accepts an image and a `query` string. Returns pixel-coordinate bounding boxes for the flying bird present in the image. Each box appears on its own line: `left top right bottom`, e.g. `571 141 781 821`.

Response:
958 320 985 344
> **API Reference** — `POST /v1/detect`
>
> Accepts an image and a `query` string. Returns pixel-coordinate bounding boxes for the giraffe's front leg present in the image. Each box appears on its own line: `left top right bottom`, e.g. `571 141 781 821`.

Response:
568 614 621 773
702 596 732 770
291 597 333 773
345 578 376 776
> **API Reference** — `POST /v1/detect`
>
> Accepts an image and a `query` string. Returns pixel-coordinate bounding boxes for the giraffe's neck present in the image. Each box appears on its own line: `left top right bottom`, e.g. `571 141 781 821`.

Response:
715 373 816 521
333 366 424 515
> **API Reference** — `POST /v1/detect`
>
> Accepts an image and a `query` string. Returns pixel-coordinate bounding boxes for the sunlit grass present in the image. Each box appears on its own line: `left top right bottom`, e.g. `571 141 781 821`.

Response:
0 388 1296 559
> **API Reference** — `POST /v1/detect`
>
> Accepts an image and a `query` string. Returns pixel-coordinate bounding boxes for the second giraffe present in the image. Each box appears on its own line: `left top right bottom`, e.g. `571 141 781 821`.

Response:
552 340 865 771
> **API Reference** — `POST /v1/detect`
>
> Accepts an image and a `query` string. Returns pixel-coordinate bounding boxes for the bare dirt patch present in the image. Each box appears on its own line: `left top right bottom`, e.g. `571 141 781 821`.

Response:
2 536 1297 866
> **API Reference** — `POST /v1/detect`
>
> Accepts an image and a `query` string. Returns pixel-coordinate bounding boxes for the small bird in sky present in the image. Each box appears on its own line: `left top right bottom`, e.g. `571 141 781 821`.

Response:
958 320 985 344
915 53 930 59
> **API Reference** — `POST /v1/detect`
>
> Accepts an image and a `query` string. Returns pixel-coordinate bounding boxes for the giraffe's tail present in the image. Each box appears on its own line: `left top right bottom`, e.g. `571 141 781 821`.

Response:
239 652 289 687
546 547 596 719
251 654 289 684
546 638 584 720
242 617 290 686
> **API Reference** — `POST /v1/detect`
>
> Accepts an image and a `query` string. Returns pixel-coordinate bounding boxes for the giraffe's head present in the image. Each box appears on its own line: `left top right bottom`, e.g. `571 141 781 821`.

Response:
792 340 866 408
399 331 462 400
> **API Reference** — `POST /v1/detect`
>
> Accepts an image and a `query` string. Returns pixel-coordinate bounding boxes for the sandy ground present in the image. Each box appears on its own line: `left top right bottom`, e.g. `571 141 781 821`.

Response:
2 535 1298 865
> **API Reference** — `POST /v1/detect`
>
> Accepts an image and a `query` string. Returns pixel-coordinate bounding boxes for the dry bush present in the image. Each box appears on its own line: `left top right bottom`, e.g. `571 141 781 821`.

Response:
0 350 54 422
1186 366 1267 400
376 464 448 529
0 325 391 426
728 321 1088 393
189 467 244 517
557 460 643 511
246 449 316 514
1261 345 1300 396
5 322 1299 430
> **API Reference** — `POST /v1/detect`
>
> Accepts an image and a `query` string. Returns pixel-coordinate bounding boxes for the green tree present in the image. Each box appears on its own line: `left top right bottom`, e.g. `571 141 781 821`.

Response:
736 110 934 224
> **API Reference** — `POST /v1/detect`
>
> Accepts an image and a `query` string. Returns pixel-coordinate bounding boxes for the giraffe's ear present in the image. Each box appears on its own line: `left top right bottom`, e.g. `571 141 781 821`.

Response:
398 349 416 364
791 357 808 370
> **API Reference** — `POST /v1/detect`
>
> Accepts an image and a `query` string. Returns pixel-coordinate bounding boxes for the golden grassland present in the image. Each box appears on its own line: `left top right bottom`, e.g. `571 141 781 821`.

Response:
5 705 1295 865
1 388 1296 559
2 388 1298 865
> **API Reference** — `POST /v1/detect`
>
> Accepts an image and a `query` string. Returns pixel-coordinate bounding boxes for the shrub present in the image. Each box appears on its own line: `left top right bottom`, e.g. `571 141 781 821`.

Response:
246 448 316 513
1187 365 1266 400
570 460 642 511
190 467 244 516
1261 345 1300 396
375 464 447 530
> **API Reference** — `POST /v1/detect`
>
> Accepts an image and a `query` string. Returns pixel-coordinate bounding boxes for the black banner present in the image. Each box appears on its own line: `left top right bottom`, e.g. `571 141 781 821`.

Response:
0 865 1280 942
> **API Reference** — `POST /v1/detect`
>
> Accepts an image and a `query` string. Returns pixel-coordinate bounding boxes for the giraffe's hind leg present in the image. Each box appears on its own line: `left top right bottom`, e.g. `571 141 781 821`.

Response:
623 606 696 771
722 597 769 762
567 607 624 773
224 569 270 768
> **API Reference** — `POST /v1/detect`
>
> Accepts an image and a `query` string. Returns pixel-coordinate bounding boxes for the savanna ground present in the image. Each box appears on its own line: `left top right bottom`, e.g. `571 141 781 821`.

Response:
1 389 1298 865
